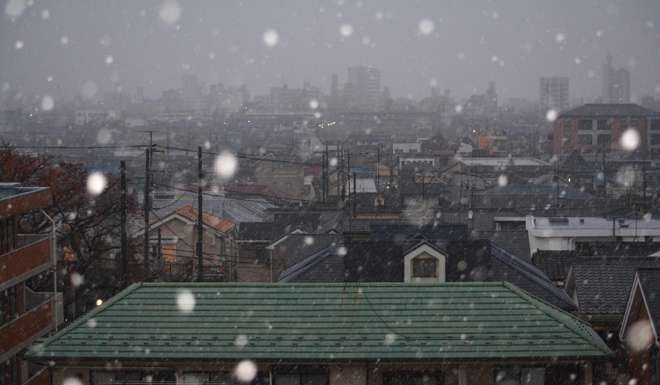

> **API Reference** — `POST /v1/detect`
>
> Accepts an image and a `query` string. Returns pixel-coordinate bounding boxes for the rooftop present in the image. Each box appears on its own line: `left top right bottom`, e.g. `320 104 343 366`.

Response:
454 157 549 167
29 282 609 361
559 103 660 118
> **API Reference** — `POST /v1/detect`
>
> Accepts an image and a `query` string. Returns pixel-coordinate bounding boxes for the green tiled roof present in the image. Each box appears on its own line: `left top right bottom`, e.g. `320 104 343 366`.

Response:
29 282 610 361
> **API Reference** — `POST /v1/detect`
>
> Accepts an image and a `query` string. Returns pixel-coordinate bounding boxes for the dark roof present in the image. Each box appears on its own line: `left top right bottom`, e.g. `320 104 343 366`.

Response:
369 223 468 242
483 183 593 200
278 246 345 283
533 251 576 282
238 222 276 241
559 103 660 118
30 282 610 361
0 184 47 201
534 243 660 282
568 257 660 320
559 152 597 174
636 268 660 337
344 238 576 310
272 234 340 271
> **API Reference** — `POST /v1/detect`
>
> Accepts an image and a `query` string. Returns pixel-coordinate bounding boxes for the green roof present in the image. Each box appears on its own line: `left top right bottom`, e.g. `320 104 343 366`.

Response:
30 282 610 361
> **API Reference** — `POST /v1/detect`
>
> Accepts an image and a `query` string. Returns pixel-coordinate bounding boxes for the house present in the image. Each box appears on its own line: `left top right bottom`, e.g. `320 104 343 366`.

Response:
0 183 62 385
28 282 610 385
134 205 237 281
565 257 660 333
619 268 660 384
526 216 660 256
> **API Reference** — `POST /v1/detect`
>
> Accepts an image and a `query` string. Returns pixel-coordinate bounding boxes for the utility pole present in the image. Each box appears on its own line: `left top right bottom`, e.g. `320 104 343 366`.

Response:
325 143 329 202
376 144 381 191
642 161 647 211
197 146 204 282
120 160 128 284
352 173 357 217
143 147 151 277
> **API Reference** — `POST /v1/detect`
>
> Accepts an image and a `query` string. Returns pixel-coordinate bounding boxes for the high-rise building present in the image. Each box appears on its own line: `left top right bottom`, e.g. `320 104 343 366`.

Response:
602 55 631 103
540 77 570 112
344 66 381 111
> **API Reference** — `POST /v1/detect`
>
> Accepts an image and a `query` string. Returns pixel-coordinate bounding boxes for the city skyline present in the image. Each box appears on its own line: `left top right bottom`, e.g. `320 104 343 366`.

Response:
1 0 660 103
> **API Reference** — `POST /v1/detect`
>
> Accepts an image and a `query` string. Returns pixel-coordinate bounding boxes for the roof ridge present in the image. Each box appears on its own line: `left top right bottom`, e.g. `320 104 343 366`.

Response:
29 283 142 356
503 282 611 355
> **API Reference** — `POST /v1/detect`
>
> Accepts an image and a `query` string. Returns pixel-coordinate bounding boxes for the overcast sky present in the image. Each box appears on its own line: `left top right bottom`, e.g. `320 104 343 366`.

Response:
1 0 660 103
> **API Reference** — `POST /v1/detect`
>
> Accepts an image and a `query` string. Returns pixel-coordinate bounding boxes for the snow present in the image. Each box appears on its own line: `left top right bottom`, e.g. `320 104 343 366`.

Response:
159 0 181 24
234 360 257 382
214 151 238 180
339 23 353 37
417 19 434 35
262 29 279 47
86 172 108 196
620 128 640 152
176 289 196 314
41 95 54 111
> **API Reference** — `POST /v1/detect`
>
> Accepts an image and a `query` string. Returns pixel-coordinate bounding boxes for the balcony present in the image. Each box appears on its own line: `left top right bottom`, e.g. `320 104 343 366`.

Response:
0 291 62 363
0 235 51 291
24 367 49 385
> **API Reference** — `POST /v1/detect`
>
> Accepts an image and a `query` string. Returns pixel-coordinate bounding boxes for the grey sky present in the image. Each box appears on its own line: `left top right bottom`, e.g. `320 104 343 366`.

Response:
1 0 660 103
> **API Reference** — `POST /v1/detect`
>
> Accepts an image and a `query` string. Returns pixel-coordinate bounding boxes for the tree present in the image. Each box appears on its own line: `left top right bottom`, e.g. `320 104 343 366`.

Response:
0 144 138 321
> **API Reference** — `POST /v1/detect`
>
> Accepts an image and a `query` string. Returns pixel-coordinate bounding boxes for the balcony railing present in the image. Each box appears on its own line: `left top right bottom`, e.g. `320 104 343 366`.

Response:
24 367 50 385
0 235 51 290
0 292 61 362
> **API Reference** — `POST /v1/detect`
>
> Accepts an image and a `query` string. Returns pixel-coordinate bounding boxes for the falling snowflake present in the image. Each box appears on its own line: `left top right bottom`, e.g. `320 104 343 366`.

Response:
86 172 108 196
15 40 24 49
176 289 196 314
620 128 640 151
545 109 558 122
309 99 319 109
384 333 397 345
159 0 181 24
262 29 279 47
417 19 434 35
214 151 238 180
105 55 114 65
234 334 249 348
41 95 54 111
70 272 84 287
234 360 257 382
4 0 26 18
339 23 353 37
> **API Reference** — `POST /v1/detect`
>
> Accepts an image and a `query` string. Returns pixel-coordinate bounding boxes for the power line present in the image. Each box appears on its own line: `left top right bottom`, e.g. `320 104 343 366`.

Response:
154 144 321 166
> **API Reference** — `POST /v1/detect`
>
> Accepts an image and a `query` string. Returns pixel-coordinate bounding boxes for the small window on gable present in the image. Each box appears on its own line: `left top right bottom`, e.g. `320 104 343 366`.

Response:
412 257 437 278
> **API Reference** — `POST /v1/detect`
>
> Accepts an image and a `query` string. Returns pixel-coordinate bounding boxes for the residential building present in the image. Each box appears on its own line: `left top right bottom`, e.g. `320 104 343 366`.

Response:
540 77 570 112
525 216 660 256
29 282 609 385
552 103 660 157
565 258 660 384
134 205 237 281
602 55 631 103
619 268 660 384
0 183 61 385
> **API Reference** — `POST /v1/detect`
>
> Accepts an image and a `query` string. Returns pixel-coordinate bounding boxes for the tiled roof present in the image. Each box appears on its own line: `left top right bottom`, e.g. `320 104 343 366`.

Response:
175 205 235 233
569 257 660 317
30 282 609 361
636 268 660 338
559 103 660 118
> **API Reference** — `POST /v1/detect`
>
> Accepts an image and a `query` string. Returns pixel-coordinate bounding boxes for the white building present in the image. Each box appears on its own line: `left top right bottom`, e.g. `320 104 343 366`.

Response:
525 216 660 255
540 77 570 112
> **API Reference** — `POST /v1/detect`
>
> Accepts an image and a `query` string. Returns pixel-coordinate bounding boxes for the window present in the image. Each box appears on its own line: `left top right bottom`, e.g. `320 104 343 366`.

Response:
494 367 545 385
651 119 660 131
384 372 443 385
274 372 327 385
578 119 592 131
597 134 611 146
578 134 592 145
596 119 608 130
412 257 437 278
651 134 660 146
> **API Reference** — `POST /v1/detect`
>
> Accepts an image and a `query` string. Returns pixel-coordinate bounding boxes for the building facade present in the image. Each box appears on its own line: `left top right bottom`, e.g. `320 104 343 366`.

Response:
540 77 570 112
0 183 61 385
